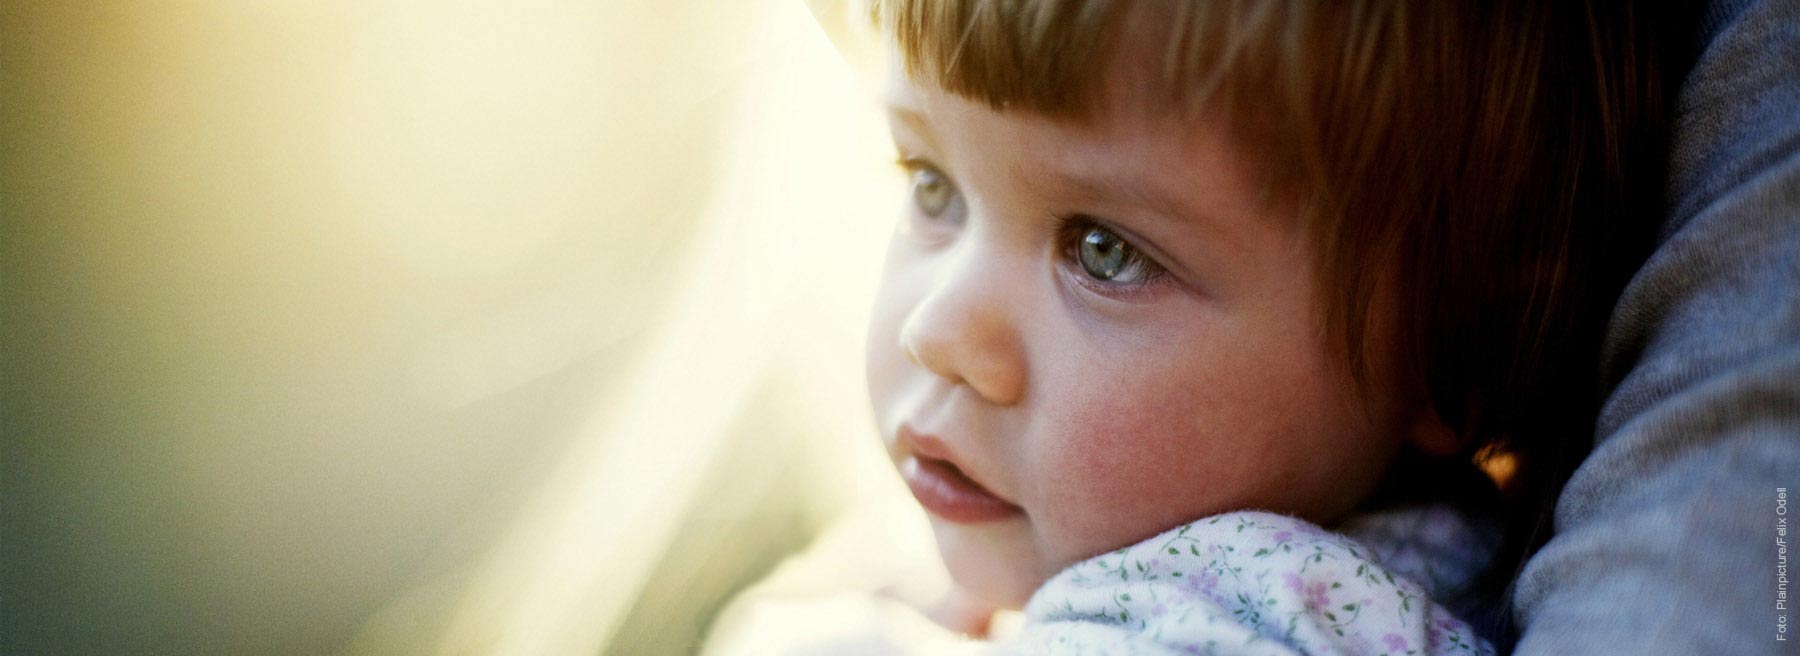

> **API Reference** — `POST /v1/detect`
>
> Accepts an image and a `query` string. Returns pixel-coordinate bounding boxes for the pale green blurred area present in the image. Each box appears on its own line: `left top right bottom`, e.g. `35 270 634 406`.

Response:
2 1 901 653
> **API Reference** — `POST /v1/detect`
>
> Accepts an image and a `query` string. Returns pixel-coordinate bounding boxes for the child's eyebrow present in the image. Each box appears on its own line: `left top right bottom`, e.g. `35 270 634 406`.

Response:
1029 167 1205 234
884 104 938 148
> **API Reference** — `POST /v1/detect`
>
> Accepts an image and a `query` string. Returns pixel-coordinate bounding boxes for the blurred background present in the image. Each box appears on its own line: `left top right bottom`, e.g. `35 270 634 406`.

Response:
2 1 915 653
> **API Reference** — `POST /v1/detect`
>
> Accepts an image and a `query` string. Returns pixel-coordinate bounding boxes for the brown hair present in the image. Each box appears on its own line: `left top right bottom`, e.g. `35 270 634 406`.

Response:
874 0 1667 638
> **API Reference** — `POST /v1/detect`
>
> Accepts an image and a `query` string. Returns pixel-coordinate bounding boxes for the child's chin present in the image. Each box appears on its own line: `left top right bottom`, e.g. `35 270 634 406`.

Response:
930 520 1046 610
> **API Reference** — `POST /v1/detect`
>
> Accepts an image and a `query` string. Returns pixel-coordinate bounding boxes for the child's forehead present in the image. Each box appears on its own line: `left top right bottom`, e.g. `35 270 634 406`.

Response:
885 63 1139 164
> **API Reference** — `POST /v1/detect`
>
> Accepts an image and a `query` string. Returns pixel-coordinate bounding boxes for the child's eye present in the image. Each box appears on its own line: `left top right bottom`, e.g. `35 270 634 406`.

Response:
1065 220 1165 286
899 158 963 224
912 167 954 218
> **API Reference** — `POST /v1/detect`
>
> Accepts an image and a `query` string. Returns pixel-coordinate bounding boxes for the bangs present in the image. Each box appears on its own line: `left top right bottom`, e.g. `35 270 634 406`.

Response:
871 0 1296 123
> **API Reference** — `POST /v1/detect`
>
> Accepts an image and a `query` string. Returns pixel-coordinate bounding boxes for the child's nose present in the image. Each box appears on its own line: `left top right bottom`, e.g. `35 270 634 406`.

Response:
897 244 1027 407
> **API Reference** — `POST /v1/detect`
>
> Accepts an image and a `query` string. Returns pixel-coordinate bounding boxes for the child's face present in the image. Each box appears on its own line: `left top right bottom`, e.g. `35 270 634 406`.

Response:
865 44 1419 609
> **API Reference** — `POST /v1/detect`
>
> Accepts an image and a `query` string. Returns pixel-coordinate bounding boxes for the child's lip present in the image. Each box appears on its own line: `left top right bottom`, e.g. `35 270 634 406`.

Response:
901 455 1024 523
896 425 1023 524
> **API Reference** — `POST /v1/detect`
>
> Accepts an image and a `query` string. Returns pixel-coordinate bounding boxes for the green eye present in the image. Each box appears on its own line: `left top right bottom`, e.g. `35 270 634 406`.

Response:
911 167 954 219
1076 224 1159 283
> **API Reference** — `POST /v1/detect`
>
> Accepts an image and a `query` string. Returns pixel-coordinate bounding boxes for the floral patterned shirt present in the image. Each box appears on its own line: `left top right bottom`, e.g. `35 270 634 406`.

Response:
991 510 1497 656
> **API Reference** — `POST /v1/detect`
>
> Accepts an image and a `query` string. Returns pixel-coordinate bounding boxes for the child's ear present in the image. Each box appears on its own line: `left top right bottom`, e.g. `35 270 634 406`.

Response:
1402 405 1464 457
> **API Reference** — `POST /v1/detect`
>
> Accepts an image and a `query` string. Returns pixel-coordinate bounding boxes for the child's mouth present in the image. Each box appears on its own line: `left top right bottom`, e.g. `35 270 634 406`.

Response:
901 455 1024 524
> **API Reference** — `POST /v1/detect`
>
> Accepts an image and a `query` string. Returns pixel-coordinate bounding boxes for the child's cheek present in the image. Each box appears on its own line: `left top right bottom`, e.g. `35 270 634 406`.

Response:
1029 380 1261 563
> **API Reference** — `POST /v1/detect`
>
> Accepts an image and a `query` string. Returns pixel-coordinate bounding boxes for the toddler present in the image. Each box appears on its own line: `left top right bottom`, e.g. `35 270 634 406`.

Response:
863 0 1662 654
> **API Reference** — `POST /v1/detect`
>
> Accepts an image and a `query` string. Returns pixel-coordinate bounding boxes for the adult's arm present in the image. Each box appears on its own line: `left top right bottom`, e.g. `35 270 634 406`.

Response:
1511 0 1800 653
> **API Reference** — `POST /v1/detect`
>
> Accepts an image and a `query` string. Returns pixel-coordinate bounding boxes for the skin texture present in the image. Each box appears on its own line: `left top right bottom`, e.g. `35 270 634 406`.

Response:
865 32 1444 613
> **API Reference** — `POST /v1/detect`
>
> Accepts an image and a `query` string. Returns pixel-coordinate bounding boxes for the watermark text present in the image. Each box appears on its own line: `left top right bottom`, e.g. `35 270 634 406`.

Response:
1779 487 1788 641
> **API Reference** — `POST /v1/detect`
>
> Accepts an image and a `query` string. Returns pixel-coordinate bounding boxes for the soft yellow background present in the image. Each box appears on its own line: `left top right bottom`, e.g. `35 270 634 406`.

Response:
1 1 909 653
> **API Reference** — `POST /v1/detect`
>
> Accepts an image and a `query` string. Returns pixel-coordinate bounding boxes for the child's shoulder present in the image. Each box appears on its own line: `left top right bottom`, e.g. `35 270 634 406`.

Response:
1337 500 1502 604
1007 510 1496 656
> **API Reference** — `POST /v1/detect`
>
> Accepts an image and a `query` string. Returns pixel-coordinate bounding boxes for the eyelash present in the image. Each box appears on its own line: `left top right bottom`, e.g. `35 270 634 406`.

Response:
894 155 1171 300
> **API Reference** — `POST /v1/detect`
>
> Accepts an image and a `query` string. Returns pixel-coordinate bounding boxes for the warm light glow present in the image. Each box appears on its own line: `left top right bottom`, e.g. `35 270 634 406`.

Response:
3 1 904 653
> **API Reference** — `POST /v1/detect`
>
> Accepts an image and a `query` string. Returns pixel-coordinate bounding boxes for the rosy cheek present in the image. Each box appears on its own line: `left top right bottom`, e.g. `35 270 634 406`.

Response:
1031 383 1255 563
